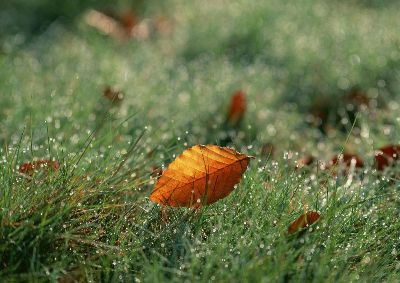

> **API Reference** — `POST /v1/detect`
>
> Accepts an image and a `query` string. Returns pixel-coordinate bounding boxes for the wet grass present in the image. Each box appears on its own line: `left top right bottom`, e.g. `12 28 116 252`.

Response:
1 0 400 281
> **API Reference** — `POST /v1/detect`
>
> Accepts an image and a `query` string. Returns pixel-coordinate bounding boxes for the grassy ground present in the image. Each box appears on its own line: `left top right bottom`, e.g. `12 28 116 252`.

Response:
1 0 400 282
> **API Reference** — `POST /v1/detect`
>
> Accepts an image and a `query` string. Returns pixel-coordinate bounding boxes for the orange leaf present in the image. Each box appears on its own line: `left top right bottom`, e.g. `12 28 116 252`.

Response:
227 90 246 126
19 160 59 175
288 211 320 234
375 144 400 171
150 145 251 208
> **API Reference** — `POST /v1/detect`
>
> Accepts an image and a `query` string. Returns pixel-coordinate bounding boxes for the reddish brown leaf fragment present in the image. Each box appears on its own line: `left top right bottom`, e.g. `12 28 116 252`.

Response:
375 144 400 171
19 160 59 175
227 90 246 126
288 211 320 234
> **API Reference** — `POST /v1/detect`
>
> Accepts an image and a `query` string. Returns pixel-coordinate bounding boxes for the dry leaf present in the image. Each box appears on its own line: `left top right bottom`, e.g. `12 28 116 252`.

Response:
375 144 400 171
150 145 251 208
19 160 59 175
288 211 320 234
227 90 246 126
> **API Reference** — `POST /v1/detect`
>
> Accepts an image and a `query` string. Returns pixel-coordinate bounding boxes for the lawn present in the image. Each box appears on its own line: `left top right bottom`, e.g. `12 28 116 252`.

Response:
1 0 400 282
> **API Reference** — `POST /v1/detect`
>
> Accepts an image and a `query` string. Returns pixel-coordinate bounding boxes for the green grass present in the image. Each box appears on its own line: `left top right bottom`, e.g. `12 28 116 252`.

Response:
1 0 400 281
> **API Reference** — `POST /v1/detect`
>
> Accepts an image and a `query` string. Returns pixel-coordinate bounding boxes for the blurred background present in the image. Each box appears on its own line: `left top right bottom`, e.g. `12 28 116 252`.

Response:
0 0 399 163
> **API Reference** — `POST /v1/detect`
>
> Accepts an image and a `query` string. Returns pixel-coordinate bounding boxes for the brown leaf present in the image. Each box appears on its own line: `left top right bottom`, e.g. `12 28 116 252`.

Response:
227 90 246 126
19 160 59 175
288 211 320 234
150 145 251 208
375 144 400 171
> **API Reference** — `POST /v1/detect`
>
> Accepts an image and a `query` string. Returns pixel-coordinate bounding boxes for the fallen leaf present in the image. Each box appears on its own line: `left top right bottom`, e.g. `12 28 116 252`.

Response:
375 144 400 171
150 145 251 207
288 211 320 234
227 90 246 126
19 160 59 175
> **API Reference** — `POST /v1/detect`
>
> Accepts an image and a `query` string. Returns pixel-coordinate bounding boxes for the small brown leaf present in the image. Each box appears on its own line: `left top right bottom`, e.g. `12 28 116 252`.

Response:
227 90 246 126
375 144 400 171
150 145 251 208
288 211 320 234
19 160 59 175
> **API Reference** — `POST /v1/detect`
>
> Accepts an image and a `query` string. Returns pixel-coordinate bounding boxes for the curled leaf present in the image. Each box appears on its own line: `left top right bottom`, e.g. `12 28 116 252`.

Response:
227 90 246 126
150 145 251 208
288 211 320 234
375 144 400 171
